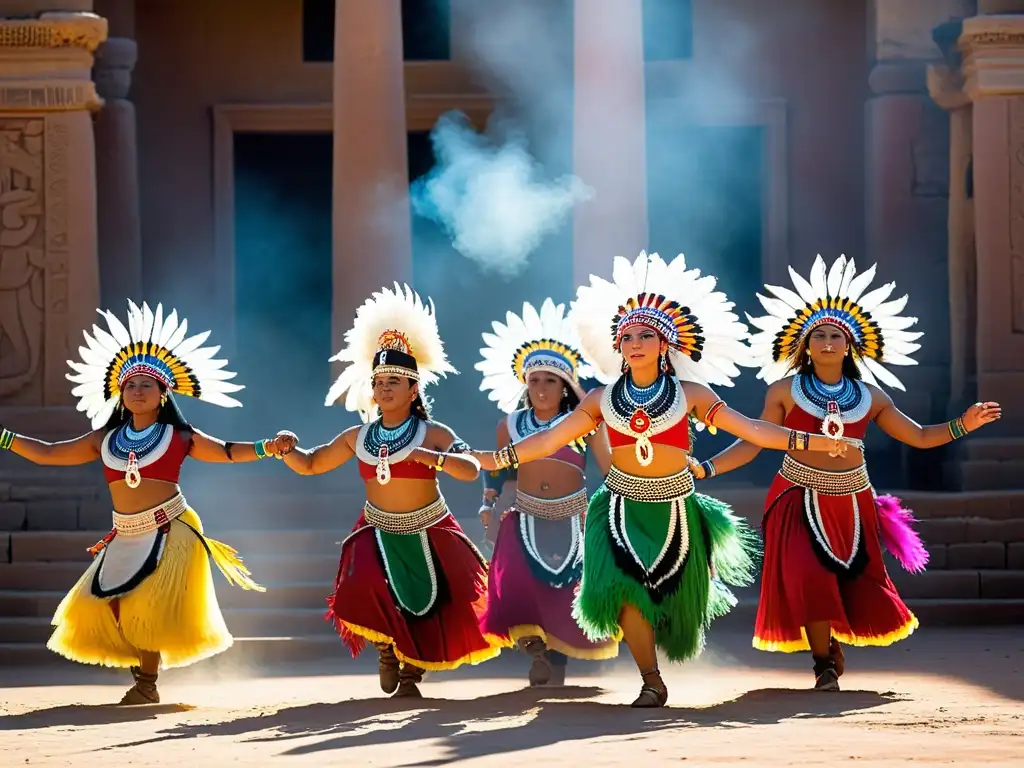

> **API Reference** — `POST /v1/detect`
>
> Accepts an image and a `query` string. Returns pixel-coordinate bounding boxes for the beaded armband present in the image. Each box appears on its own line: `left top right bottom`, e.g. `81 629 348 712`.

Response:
788 429 810 451
700 459 717 479
0 427 15 451
705 400 726 426
948 417 968 441
493 442 520 470
434 452 448 472
254 439 282 460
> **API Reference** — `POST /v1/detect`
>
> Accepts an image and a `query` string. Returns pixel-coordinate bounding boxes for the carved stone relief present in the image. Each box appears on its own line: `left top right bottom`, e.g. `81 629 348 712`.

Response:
0 119 45 401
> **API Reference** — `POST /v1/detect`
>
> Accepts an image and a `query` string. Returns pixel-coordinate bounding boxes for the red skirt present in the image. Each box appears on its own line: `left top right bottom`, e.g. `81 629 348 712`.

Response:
326 510 504 670
753 472 918 652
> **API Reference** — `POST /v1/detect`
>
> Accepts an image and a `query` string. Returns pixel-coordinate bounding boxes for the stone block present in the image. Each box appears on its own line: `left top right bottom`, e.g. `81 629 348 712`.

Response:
10 485 99 502
0 532 8 563
946 541 1006 569
0 590 61 617
0 562 85 590
966 518 1024 544
0 482 10 501
77 499 111 530
10 531 97 562
0 617 51 644
917 518 969 544
926 544 947 569
0 502 26 531
1008 542 1024 570
979 571 1024 599
26 501 79 530
890 568 979 598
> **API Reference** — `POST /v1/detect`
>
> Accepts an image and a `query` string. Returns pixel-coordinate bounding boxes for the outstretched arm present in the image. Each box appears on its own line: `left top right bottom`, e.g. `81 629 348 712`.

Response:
697 381 788 478
188 429 290 463
1 426 103 466
282 428 356 476
410 423 481 482
874 392 1001 449
684 383 842 455
469 389 603 471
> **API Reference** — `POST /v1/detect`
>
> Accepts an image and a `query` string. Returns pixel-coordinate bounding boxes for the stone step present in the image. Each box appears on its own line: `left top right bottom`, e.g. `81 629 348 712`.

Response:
888 569 1024 599
945 460 1024 491
961 437 1024 462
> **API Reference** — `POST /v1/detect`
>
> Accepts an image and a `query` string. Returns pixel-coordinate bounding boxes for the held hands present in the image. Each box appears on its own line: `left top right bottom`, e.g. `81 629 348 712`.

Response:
808 433 848 458
269 430 298 457
962 402 1001 432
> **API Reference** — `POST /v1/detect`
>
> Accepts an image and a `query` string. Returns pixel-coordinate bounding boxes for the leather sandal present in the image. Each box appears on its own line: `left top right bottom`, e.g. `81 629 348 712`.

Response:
394 663 424 698
119 670 160 705
520 637 552 687
813 655 840 691
630 669 668 708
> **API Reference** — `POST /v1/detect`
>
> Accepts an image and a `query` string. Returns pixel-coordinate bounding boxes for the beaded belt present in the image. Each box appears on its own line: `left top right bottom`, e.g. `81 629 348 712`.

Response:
604 465 695 503
780 455 871 496
514 489 588 520
112 493 188 537
364 496 449 534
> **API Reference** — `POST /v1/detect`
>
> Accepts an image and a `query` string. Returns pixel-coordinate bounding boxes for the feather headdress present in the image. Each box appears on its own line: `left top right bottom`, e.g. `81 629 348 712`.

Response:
745 254 922 390
569 251 752 387
325 283 456 421
66 300 243 429
475 298 594 414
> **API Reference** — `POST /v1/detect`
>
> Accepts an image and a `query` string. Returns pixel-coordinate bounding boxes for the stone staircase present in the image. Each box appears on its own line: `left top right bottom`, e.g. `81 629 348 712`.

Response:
945 437 1024 491
1 475 1022 666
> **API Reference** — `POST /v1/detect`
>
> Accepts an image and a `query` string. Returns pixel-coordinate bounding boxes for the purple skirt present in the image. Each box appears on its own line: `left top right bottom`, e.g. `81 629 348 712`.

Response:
479 508 619 660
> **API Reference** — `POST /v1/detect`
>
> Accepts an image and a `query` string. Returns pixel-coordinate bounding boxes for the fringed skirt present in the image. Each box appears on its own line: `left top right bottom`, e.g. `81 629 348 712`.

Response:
480 490 619 661
753 456 926 653
327 497 504 671
47 494 264 669
572 467 759 663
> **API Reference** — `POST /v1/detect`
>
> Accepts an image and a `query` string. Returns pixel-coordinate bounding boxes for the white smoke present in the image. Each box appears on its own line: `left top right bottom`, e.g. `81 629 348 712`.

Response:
410 111 592 280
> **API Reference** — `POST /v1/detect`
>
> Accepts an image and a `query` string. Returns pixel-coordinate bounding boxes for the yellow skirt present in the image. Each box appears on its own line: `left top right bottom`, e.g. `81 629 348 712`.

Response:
47 507 264 670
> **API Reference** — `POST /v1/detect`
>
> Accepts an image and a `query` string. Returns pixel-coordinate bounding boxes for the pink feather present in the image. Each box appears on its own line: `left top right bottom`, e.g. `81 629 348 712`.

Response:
875 494 929 573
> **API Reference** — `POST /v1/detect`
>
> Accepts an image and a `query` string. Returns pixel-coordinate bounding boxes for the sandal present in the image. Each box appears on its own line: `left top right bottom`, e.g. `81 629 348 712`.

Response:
813 655 840 692
830 637 845 677
119 670 160 705
394 663 424 698
521 637 552 687
630 668 668 708
375 642 400 694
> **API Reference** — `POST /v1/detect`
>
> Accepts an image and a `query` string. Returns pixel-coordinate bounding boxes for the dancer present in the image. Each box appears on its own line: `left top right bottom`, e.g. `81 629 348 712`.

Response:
475 298 617 686
278 283 502 698
691 254 1001 690
469 252 845 707
0 301 281 704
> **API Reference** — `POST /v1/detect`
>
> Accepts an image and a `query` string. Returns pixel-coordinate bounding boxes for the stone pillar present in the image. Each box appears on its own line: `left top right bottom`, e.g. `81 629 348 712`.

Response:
927 54 977 415
960 14 1024 432
0 10 106 416
331 0 412 356
93 36 140 307
572 0 647 285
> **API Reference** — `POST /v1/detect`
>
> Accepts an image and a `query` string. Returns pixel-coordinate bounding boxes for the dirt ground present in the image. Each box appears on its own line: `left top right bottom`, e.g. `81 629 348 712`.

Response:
1 628 1021 766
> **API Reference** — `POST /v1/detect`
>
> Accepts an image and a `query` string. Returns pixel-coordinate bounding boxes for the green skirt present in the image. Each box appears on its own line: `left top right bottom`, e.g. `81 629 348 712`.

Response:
571 486 760 662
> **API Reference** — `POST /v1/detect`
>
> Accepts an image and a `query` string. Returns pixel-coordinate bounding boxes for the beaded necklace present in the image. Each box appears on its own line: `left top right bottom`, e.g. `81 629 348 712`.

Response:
106 422 172 488
360 416 423 485
791 374 871 443
601 373 685 466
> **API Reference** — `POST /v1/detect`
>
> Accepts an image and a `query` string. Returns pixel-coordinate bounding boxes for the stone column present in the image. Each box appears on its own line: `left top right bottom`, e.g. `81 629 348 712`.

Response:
0 10 106 418
572 0 647 286
927 54 976 415
93 36 140 307
332 0 412 356
960 14 1024 432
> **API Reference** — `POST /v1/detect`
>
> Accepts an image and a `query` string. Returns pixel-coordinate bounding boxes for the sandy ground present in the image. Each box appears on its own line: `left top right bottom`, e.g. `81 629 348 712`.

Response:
1 628 1022 767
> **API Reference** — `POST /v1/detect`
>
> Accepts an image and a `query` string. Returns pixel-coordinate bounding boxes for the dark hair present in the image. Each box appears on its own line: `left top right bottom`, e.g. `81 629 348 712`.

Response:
788 333 863 380
411 391 432 421
519 372 581 414
101 380 193 433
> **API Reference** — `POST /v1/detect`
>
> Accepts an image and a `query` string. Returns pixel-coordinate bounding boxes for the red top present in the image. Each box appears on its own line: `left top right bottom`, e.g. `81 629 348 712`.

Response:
604 417 691 452
101 427 191 485
357 458 436 481
784 403 871 439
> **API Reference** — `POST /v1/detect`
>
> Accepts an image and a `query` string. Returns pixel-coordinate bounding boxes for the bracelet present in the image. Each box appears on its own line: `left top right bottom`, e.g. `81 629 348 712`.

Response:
480 497 496 509
0 427 15 451
788 429 810 451
493 442 521 471
434 452 448 472
700 460 717 478
254 439 270 459
705 400 727 427
948 417 968 441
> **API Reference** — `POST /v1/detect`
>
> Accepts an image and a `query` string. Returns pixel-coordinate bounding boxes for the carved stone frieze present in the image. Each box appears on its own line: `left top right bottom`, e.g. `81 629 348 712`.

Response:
960 15 1024 99
0 12 107 54
0 118 45 401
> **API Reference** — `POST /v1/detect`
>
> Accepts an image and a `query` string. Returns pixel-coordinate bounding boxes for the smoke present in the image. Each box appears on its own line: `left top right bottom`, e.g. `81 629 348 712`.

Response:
410 111 592 280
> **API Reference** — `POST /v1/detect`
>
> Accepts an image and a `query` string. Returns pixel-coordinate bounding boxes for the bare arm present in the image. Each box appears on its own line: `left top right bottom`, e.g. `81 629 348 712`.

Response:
701 380 788 476
684 382 842 455
873 390 1001 449
283 428 357 476
188 428 286 463
410 423 481 482
586 422 612 477
3 427 103 466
